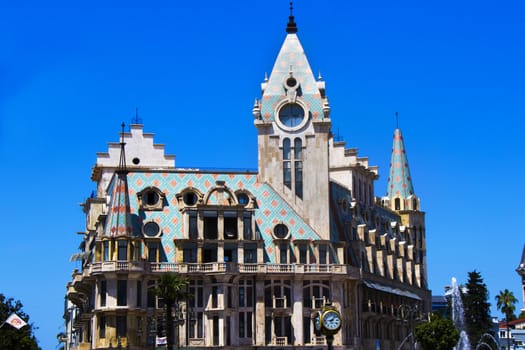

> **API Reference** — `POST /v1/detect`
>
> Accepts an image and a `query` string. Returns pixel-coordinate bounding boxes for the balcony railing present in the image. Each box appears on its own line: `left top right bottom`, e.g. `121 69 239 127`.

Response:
89 261 350 275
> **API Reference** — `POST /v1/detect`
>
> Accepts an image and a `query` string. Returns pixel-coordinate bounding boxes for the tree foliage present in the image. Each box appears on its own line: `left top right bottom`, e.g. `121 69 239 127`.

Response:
0 293 41 350
462 270 493 347
155 274 190 350
414 313 459 350
496 289 518 350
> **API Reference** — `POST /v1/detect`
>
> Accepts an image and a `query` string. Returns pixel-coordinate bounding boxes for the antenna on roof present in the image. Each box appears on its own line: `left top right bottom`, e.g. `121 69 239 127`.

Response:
132 107 143 125
395 111 399 129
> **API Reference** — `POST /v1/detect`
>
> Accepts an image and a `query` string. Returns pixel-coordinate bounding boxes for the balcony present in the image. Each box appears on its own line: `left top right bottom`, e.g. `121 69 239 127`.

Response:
87 261 356 277
90 261 146 274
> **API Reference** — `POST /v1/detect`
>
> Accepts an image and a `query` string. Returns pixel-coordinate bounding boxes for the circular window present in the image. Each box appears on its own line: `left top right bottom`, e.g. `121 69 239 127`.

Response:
132 157 140 165
144 191 160 206
278 103 305 128
237 193 249 205
183 192 198 206
273 224 289 239
286 77 297 88
143 221 161 237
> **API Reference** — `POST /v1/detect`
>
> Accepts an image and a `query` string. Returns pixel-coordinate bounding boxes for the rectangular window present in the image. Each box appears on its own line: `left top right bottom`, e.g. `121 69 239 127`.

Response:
116 316 127 338
239 312 245 338
189 212 198 239
299 245 307 264
243 213 252 240
303 316 310 344
99 315 106 339
244 244 257 263
247 312 252 338
283 162 292 189
212 286 218 308
147 280 156 308
319 245 327 264
103 241 109 261
295 161 303 199
239 287 245 307
280 244 288 264
189 312 204 338
117 240 127 261
183 244 197 263
203 245 217 263
136 281 142 307
147 242 158 263
100 280 107 307
213 316 219 346
203 211 218 239
117 280 127 306
224 212 238 239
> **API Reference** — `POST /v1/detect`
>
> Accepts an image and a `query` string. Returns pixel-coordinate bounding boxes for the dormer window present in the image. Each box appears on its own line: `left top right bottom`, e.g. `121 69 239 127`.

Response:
137 187 164 211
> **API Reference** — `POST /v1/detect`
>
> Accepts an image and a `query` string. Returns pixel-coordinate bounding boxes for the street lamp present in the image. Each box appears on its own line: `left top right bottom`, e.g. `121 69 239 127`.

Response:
313 301 343 350
396 304 421 350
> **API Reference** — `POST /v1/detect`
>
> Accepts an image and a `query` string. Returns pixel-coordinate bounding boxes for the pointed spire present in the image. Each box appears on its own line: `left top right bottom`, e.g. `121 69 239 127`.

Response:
117 122 127 174
387 120 415 203
286 1 298 33
260 3 325 124
105 123 135 237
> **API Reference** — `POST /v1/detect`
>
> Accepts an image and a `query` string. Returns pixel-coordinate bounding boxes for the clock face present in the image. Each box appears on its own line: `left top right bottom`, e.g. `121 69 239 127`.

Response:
322 310 341 331
278 103 304 128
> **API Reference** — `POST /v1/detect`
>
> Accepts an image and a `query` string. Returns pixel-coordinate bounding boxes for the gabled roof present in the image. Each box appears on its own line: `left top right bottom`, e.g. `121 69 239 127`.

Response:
259 26 324 124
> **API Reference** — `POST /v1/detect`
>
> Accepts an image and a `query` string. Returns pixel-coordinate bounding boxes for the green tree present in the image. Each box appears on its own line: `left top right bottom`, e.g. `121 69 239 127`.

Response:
496 289 518 350
155 274 190 350
0 293 41 350
414 313 460 350
462 270 493 347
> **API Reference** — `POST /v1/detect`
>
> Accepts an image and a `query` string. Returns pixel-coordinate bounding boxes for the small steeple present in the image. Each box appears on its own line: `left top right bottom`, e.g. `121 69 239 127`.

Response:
105 123 135 236
117 122 127 174
286 1 298 33
386 114 417 210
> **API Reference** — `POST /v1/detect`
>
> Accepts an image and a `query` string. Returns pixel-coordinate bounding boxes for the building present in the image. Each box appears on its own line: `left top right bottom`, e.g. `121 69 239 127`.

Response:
64 8 431 350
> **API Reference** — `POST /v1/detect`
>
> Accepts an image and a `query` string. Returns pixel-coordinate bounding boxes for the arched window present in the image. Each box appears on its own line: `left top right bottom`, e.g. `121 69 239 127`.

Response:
283 138 291 190
294 138 303 199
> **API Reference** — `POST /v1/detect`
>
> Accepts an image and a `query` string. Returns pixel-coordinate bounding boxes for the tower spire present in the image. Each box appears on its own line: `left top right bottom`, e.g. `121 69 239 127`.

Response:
105 123 135 237
386 122 416 210
117 122 127 174
286 1 298 33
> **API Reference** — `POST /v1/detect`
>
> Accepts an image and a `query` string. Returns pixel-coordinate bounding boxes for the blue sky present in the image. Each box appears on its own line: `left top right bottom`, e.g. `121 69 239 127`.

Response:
1 1 524 349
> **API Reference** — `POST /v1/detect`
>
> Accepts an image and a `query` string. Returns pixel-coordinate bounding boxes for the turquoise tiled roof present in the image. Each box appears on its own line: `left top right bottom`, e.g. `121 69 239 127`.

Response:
105 172 136 237
260 33 324 123
387 128 415 199
104 172 323 263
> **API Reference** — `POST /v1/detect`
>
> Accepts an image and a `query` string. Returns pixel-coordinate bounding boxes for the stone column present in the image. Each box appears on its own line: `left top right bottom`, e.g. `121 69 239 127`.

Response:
292 280 304 345
255 279 266 345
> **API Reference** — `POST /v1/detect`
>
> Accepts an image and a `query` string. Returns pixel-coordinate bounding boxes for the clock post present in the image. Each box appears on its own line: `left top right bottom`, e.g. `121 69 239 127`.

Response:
315 301 342 350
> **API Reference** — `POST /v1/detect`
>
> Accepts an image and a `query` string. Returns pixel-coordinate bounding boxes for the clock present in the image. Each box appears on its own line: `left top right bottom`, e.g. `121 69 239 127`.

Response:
321 310 342 332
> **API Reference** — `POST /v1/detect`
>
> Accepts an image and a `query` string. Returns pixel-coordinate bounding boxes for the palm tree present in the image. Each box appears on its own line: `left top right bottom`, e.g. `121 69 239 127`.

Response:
155 274 189 350
496 289 518 350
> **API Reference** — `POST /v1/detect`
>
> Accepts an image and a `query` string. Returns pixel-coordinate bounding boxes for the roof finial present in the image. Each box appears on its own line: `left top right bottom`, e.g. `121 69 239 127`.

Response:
395 111 399 129
286 1 298 34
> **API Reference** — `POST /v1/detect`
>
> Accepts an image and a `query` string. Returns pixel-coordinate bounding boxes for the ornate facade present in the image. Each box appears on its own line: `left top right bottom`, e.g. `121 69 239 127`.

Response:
64 9 431 350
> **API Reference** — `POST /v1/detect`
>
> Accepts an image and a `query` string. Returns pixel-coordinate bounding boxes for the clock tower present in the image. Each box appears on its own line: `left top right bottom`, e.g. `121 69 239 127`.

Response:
253 9 332 239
